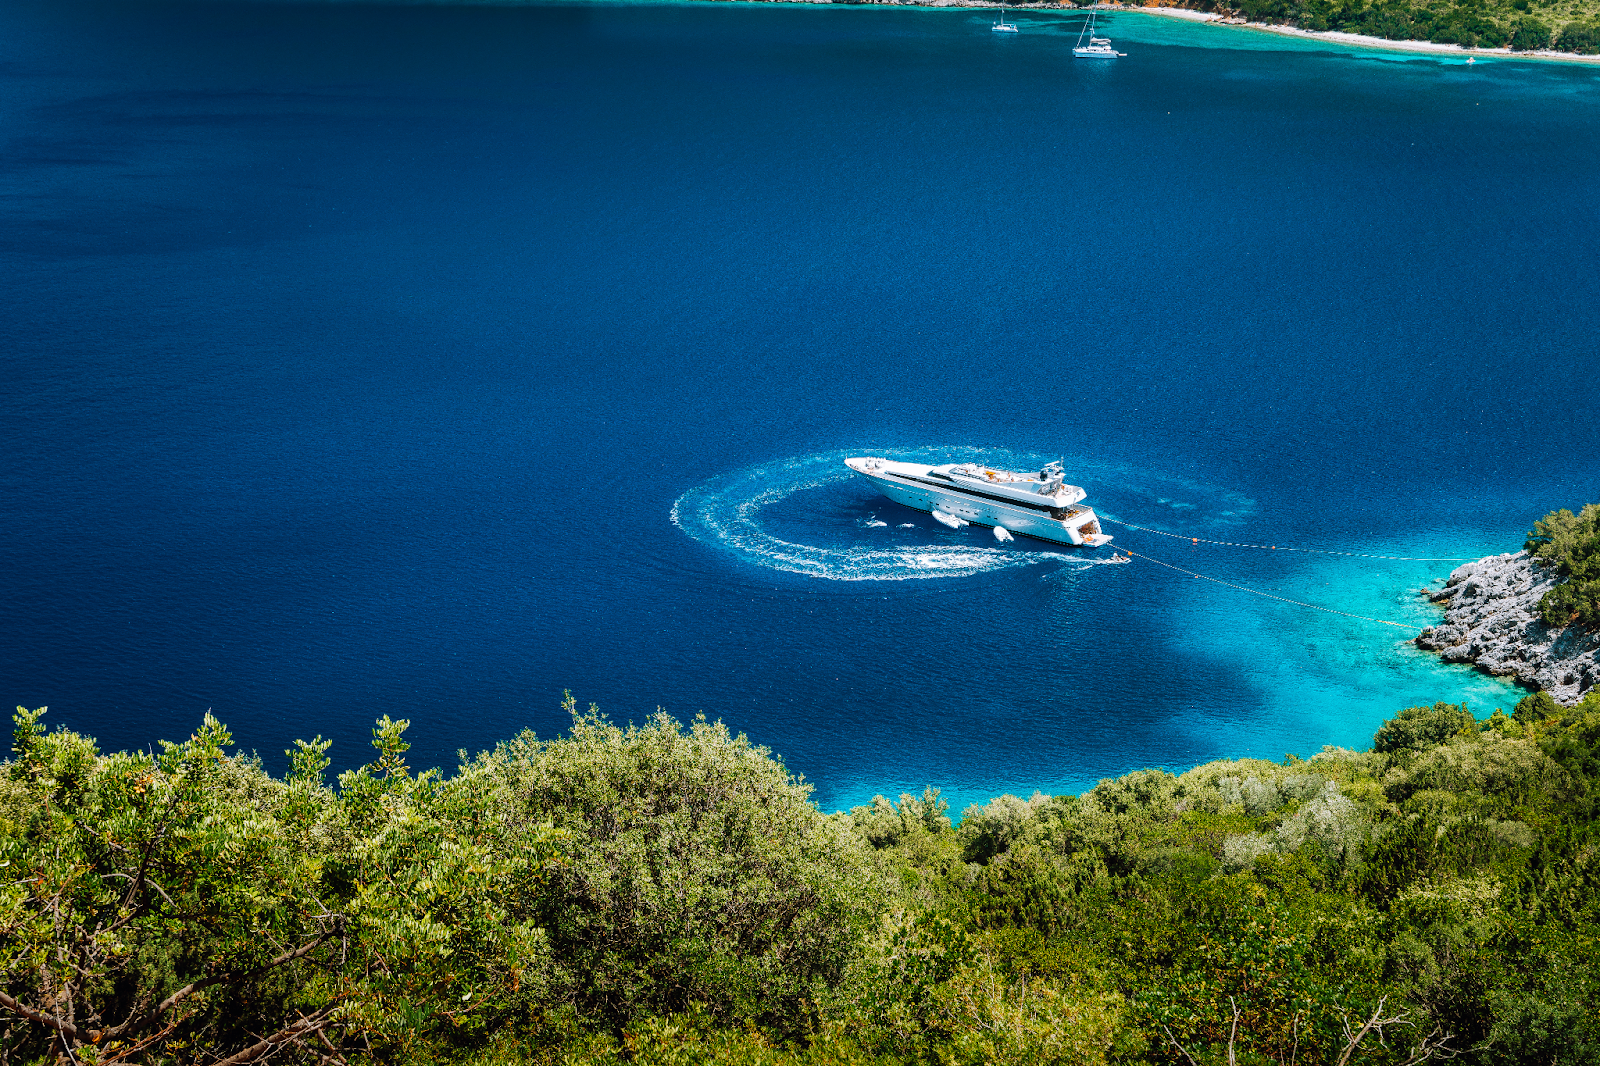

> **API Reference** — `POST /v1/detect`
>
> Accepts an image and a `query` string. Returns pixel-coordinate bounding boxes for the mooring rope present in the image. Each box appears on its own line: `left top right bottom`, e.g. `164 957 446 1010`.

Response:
1117 547 1424 632
1102 518 1477 562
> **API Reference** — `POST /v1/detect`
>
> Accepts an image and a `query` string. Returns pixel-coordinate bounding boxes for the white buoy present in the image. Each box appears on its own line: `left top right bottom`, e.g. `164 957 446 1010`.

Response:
932 510 968 529
993 525 1013 542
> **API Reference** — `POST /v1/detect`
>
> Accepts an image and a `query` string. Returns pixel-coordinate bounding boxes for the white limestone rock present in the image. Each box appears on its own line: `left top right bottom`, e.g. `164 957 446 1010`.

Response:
1415 550 1599 706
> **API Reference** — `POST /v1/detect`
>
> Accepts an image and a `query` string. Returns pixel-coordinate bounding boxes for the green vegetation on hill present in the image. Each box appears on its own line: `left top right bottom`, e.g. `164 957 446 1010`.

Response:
1156 0 1600 52
5 688 1600 1065
1525 503 1600 627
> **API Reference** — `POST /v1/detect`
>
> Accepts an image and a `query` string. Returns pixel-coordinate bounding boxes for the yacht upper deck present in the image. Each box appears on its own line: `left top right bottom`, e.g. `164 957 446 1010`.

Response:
934 463 1087 507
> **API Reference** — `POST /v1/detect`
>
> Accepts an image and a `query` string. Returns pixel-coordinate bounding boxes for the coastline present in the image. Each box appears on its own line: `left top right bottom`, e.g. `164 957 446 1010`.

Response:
760 0 1600 66
1132 3 1600 65
1417 551 1599 705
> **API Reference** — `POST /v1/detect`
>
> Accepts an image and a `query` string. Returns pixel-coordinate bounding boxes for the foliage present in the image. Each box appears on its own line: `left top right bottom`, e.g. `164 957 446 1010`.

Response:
1 711 344 1066
846 699 1600 1065
1510 15 1554 45
0 708 565 1066
9 691 1600 1065
1556 19 1600 49
1372 701 1476 753
478 697 881 1037
1 701 857 1064
1525 504 1600 627
1110 0 1600 51
849 789 951 851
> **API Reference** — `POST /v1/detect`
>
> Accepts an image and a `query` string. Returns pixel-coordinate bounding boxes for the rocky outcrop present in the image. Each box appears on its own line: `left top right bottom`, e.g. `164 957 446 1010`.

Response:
1416 551 1599 706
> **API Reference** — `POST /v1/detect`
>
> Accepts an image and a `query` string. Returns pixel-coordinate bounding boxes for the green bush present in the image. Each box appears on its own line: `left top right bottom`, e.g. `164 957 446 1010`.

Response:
13 694 1600 1065
0 701 876 1062
1371 701 1476 753
1516 690 1562 724
1556 20 1600 50
850 788 951 849
1526 504 1600 627
1511 17 1553 47
958 793 1045 864
0 708 562 1066
1238 0 1293 19
482 698 880 1037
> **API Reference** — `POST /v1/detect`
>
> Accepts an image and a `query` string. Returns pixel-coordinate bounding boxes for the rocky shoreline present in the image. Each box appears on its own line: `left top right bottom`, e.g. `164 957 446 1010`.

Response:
1417 552 1599 706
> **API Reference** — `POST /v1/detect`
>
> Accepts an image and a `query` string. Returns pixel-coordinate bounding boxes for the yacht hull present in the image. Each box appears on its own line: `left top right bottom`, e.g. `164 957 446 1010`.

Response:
846 458 1112 547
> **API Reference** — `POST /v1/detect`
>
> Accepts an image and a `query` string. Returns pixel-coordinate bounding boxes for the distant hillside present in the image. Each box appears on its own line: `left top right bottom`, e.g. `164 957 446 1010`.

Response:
1187 0 1600 52
861 0 1600 55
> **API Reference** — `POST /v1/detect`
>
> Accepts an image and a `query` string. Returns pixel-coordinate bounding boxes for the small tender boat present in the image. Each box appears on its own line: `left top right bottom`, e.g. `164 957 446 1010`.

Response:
1073 10 1125 57
846 457 1113 547
992 6 1019 32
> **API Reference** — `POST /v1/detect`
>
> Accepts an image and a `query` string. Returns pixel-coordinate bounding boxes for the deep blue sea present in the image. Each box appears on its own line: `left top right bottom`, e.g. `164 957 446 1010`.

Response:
4 0 1598 814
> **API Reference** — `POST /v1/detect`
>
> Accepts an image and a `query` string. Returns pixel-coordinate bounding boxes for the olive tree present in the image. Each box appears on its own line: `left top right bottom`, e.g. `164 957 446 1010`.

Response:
477 697 883 1037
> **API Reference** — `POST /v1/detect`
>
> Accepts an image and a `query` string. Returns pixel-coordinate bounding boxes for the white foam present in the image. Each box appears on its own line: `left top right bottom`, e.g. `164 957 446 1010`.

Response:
670 447 1258 583
671 449 1043 582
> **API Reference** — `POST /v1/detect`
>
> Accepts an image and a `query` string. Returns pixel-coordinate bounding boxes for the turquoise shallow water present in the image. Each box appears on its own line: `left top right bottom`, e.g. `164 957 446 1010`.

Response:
2 0 1593 815
673 447 1529 810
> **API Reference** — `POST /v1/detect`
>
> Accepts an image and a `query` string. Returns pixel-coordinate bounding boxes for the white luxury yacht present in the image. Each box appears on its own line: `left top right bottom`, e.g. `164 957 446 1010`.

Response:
845 457 1113 547
992 6 1019 32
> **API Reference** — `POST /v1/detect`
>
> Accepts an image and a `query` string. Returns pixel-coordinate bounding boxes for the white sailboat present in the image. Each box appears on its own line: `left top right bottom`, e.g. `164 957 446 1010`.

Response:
992 5 1019 32
1073 9 1125 57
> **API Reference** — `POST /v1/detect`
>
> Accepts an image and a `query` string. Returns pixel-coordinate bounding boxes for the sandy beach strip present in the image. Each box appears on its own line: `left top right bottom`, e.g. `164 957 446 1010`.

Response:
768 0 1600 64
1130 3 1600 64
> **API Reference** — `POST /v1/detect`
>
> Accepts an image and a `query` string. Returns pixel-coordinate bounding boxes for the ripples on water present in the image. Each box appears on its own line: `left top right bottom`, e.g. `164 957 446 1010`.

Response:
670 447 1263 582
3 0 1593 812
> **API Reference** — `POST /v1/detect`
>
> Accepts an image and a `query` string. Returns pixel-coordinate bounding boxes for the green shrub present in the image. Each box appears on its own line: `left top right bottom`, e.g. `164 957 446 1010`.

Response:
1516 690 1562 724
1511 17 1553 47
1556 20 1600 50
482 699 880 1036
958 792 1045 864
1239 0 1293 19
1526 504 1600 627
0 708 562 1066
851 787 951 849
1372 702 1476 753
16 693 1600 1065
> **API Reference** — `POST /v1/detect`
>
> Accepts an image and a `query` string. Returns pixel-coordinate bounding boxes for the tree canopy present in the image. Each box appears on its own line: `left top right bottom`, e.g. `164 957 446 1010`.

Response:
7 689 1600 1065
1526 503 1600 627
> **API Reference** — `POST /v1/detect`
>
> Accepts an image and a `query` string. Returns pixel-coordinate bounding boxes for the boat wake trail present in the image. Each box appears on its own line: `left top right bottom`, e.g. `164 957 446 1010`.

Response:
670 448 1258 583
671 449 1047 582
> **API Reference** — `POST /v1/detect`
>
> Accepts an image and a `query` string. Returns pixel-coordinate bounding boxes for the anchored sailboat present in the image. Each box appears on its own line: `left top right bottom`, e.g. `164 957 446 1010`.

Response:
1073 9 1125 57
992 5 1019 32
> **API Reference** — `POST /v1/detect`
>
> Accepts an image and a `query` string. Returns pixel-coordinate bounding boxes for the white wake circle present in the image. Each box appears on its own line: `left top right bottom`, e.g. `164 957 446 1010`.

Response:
670 450 1047 582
